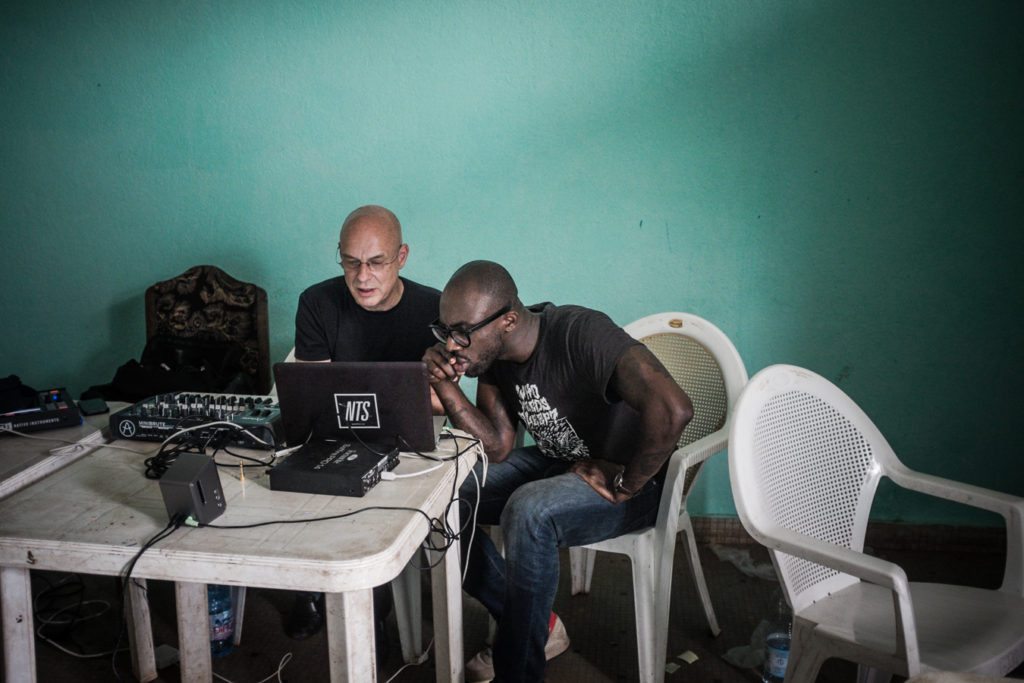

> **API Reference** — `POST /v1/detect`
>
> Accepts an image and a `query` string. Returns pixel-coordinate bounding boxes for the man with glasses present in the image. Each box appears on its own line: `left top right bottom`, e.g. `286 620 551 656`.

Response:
288 205 441 655
295 204 440 363
423 260 693 683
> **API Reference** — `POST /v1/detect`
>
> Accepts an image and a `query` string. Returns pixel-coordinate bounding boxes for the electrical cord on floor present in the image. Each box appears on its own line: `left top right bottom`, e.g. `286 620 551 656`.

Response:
213 651 294 683
383 639 435 682
32 573 129 659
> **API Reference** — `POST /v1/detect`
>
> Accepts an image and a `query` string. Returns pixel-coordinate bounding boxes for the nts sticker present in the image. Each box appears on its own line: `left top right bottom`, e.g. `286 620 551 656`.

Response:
334 393 380 429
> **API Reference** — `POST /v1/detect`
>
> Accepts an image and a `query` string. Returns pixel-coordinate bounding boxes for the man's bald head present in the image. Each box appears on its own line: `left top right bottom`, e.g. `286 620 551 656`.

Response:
445 260 519 312
337 205 408 311
339 205 402 245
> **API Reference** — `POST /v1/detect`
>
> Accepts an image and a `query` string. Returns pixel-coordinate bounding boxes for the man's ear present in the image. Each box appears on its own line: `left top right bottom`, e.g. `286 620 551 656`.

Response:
396 243 410 269
501 309 518 333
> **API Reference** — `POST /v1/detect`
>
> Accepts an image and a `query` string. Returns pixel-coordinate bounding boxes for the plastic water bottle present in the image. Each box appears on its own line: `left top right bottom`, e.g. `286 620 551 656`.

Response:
762 590 792 683
208 584 235 657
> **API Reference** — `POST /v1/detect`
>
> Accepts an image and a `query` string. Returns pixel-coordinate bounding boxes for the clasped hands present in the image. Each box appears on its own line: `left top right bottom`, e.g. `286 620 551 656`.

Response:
571 458 632 504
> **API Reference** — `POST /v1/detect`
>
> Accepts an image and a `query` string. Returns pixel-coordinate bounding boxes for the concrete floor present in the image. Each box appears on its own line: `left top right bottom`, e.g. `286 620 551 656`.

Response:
18 535 1024 682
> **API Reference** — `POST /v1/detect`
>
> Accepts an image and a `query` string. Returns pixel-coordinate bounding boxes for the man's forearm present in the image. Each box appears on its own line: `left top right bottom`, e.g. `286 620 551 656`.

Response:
620 443 676 493
620 404 693 493
435 381 513 461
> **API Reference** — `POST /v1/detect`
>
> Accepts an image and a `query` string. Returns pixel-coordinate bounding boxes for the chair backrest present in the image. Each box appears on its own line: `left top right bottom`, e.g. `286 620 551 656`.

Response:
729 364 897 613
625 313 747 526
145 265 271 394
626 312 747 452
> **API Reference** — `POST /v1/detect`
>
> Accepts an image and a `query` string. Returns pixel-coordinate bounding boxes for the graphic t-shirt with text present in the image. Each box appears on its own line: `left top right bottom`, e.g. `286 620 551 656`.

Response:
481 303 645 465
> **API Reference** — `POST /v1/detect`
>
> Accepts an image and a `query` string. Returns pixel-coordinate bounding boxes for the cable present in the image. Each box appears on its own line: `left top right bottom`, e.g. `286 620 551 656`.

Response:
381 461 444 480
31 573 131 659
201 505 436 532
383 639 434 682
112 516 185 681
216 444 277 469
213 651 293 683
141 418 281 479
201 436 480 572
0 426 160 455
156 419 273 449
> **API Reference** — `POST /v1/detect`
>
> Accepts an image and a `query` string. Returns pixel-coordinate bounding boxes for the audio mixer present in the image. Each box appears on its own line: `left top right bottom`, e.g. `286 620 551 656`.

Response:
109 392 281 449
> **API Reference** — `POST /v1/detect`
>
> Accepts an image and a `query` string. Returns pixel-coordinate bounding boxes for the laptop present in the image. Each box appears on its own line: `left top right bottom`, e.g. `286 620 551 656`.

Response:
272 362 445 452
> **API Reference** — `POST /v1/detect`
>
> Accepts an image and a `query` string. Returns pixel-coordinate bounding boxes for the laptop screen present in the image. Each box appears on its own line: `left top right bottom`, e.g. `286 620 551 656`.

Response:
272 361 442 451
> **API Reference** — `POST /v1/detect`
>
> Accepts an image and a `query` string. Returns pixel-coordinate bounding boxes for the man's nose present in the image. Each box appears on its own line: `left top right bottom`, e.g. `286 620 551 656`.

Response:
444 336 461 353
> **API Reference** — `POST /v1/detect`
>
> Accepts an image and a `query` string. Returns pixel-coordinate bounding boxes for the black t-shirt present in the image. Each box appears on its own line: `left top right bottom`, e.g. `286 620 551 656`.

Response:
294 276 441 362
481 303 644 465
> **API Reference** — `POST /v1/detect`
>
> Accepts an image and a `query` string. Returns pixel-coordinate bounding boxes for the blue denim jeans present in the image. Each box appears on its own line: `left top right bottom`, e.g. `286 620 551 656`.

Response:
459 446 663 682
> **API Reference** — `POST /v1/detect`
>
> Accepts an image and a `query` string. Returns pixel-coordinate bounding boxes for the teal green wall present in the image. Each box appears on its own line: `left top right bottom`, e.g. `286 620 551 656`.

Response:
3 1 1021 524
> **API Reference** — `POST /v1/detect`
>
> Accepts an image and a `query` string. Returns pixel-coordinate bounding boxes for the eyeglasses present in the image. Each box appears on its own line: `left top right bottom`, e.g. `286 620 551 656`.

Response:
430 304 511 348
336 246 402 274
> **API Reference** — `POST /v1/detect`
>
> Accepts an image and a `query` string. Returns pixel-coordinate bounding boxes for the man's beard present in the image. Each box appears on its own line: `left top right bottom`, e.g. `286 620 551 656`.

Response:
462 342 502 377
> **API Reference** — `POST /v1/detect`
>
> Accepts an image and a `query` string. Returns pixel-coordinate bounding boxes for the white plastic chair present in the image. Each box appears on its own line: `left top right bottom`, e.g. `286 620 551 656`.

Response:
569 312 748 683
728 364 1024 682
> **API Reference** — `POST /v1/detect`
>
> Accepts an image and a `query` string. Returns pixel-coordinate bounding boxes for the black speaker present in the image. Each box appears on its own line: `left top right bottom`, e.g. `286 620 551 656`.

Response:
158 453 226 524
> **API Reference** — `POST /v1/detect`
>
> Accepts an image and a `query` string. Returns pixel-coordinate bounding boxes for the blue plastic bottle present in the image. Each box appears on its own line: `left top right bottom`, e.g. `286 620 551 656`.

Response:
762 591 792 683
208 584 235 657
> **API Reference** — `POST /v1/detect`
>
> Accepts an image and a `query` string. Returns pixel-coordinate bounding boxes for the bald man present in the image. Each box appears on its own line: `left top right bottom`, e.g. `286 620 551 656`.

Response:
288 206 440 652
295 205 440 362
423 261 693 683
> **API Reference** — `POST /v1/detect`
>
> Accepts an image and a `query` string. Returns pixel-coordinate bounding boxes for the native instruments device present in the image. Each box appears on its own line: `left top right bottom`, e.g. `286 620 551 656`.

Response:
0 387 82 434
109 392 281 449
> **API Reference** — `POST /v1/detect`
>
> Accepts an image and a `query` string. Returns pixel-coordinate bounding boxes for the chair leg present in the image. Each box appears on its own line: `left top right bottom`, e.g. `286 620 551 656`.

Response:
680 519 720 636
570 547 596 595
786 621 827 683
629 549 662 683
392 556 424 663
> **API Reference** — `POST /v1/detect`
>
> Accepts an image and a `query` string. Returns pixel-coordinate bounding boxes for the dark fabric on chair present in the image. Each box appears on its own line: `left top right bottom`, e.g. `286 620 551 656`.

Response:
144 265 271 394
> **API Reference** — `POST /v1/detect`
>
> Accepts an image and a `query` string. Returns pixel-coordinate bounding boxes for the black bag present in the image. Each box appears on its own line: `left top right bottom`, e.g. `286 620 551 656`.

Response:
87 336 255 403
0 375 38 413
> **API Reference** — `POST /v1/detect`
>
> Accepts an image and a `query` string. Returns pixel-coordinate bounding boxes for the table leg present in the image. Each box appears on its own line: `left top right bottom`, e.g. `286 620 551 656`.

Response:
324 589 375 683
1 566 36 683
125 578 157 682
175 581 212 681
393 556 424 663
430 504 465 683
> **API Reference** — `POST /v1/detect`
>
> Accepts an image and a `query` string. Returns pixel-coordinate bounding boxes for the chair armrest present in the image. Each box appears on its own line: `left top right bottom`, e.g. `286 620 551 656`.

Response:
675 428 729 469
887 464 1024 596
765 526 920 670
651 429 729 551
769 527 908 591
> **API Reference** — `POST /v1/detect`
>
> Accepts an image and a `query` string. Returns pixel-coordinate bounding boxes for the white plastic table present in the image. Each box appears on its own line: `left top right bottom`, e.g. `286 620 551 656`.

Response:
0 404 126 498
0 431 478 682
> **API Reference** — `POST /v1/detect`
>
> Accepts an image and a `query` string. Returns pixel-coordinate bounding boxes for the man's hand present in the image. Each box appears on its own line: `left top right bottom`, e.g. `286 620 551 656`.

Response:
422 343 463 385
570 459 631 504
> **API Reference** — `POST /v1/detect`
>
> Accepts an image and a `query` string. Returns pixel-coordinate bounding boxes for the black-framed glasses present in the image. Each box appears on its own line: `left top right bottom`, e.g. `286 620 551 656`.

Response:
430 304 511 348
336 246 402 273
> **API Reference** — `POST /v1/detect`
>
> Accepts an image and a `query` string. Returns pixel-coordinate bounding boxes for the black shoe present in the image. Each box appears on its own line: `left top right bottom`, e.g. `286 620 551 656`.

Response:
284 592 324 641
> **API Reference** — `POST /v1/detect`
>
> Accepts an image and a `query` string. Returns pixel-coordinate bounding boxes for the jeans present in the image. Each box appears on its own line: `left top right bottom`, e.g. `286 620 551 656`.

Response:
459 446 663 682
